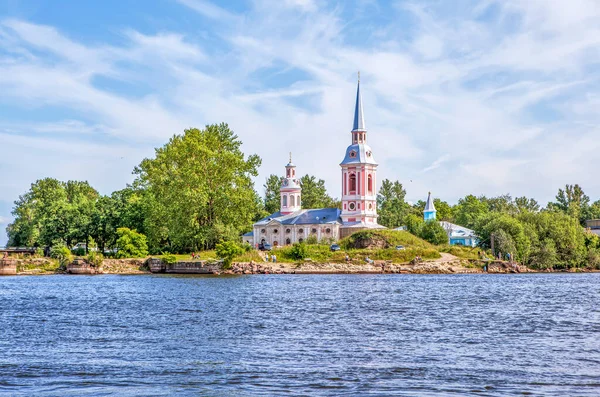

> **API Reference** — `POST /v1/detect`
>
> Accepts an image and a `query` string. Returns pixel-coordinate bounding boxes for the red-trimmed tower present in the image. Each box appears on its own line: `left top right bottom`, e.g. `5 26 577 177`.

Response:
340 74 379 226
280 153 302 215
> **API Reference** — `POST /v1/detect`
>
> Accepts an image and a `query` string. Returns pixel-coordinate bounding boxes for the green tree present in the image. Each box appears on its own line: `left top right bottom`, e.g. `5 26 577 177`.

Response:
548 184 590 225
405 214 424 236
133 123 262 251
515 196 540 214
419 220 448 245
299 175 337 208
454 195 489 229
377 179 409 228
263 174 281 214
115 227 148 258
215 240 244 268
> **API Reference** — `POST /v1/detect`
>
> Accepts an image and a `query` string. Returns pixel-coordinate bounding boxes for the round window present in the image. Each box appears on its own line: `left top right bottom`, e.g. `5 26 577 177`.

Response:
349 150 357 158
298 228 304 234
261 229 266 234
273 229 278 234
349 202 356 210
286 228 291 234
311 228 317 234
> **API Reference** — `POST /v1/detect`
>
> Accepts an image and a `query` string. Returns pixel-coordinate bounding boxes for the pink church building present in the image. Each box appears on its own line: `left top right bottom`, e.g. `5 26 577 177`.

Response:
245 77 384 247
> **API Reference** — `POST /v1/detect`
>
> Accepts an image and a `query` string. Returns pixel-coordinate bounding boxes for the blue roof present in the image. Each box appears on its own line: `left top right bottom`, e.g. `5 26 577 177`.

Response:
254 208 342 226
242 231 253 237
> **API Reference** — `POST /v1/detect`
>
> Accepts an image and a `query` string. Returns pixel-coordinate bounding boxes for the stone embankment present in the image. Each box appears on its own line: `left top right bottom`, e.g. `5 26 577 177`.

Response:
147 258 222 274
0 258 17 275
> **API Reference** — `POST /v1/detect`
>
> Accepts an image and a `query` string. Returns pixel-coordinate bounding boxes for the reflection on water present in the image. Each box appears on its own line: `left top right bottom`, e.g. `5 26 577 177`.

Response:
1 273 600 396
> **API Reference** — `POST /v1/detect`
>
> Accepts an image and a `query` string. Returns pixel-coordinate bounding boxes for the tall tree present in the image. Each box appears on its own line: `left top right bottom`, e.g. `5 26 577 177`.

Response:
263 174 281 214
515 196 540 214
133 123 262 251
299 175 337 209
454 195 489 229
377 179 409 228
548 184 590 225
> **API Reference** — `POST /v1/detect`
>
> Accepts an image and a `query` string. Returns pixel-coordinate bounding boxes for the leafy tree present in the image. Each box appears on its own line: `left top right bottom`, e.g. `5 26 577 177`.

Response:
215 240 244 268
475 213 530 262
515 196 540 214
115 227 148 258
419 220 448 245
454 195 489 229
405 214 424 236
548 184 590 225
433 199 453 221
480 194 516 215
289 242 308 260
299 175 337 208
133 123 262 251
377 179 409 228
263 174 281 214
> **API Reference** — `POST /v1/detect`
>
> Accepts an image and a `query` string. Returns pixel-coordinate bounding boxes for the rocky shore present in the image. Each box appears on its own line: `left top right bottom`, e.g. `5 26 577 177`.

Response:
1 256 542 276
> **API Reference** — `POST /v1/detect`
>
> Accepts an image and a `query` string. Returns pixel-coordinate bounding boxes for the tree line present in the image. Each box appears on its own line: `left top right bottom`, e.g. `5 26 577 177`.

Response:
376 180 600 269
6 123 600 268
6 124 336 254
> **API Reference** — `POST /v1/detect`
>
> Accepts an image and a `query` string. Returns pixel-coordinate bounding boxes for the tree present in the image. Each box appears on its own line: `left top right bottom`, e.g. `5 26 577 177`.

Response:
548 184 590 225
299 175 337 209
515 196 540 214
434 199 453 221
377 179 409 228
419 220 448 245
405 214 424 236
263 174 281 214
454 195 489 229
480 194 516 215
133 123 262 251
115 227 148 258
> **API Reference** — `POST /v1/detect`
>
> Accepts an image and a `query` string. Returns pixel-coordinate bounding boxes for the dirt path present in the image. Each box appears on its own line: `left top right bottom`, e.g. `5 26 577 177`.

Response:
429 252 460 263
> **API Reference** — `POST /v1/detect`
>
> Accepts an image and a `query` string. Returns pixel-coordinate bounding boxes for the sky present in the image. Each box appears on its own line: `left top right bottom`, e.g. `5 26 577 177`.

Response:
1 0 600 246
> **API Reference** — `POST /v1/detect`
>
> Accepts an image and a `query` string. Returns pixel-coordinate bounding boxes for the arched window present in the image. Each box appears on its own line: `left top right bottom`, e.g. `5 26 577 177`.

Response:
273 241 278 246
349 174 356 193
290 195 295 207
286 238 291 245
326 228 331 234
282 195 287 207
368 174 373 193
299 238 304 243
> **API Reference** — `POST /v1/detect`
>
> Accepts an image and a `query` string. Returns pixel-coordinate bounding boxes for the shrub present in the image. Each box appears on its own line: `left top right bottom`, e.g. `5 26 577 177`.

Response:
50 244 73 270
305 235 318 245
215 241 244 269
115 227 149 258
162 254 177 265
289 242 308 260
86 251 104 268
72 247 86 256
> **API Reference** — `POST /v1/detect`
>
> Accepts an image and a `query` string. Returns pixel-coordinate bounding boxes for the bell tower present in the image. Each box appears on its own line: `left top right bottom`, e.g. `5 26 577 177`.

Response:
340 73 379 226
280 153 302 214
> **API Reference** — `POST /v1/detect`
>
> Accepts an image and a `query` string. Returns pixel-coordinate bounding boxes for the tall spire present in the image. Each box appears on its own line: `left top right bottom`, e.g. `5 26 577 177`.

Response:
424 192 437 221
352 71 366 132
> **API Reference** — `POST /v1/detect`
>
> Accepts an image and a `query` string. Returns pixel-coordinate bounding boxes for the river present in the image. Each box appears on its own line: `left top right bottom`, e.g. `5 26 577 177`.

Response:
1 274 599 396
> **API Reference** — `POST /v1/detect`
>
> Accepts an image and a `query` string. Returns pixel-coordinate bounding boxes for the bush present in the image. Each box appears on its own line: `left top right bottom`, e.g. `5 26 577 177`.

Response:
289 242 308 260
305 235 318 245
162 254 177 265
215 241 244 269
35 247 44 257
115 227 149 258
72 247 86 256
419 220 449 245
50 244 73 270
86 251 104 268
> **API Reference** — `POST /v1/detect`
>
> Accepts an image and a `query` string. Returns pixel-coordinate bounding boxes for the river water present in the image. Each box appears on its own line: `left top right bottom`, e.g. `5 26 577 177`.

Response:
1 274 599 396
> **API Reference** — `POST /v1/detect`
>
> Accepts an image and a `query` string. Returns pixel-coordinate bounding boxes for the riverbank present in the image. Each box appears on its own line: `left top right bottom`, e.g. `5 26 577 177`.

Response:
4 256 588 275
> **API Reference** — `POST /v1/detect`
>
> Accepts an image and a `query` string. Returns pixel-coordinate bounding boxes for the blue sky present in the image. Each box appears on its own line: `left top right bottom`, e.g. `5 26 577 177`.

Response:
1 0 600 245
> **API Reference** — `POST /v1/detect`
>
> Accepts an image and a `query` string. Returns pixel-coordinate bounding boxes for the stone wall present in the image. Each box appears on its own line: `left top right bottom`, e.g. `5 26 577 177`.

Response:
147 259 223 274
0 259 17 275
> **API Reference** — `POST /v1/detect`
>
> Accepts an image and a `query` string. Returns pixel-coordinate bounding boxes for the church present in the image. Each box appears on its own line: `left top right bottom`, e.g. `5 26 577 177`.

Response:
244 76 385 248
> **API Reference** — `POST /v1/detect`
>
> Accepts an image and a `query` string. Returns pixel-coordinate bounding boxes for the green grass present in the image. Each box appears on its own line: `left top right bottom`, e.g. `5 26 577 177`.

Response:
157 251 217 261
16 259 61 273
438 245 484 260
